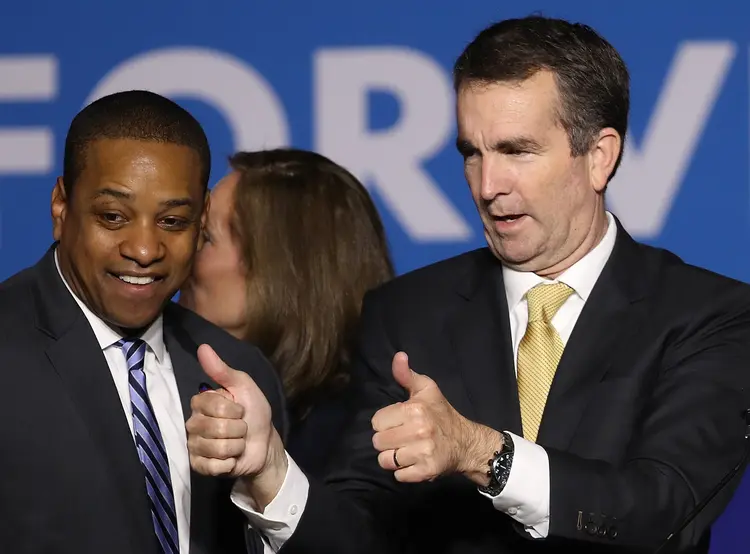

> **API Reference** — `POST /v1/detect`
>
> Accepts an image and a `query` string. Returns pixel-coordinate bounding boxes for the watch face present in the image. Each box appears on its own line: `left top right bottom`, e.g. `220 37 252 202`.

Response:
498 460 511 472
493 454 513 478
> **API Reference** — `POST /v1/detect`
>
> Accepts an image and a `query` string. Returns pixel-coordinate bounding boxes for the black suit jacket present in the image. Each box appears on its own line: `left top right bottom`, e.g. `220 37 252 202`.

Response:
0 247 287 554
286 383 356 479
281 222 750 554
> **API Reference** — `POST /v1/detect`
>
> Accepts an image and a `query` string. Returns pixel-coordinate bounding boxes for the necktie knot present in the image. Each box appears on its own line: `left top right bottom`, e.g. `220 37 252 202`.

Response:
116 337 143 348
526 282 574 323
116 338 146 373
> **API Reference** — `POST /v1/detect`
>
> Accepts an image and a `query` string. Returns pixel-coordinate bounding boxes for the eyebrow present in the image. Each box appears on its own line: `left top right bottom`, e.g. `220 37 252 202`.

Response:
92 188 194 208
92 188 131 201
455 136 544 155
161 198 194 209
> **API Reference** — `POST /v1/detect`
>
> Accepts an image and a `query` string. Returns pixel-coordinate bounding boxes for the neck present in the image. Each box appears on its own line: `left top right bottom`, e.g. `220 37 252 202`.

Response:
536 209 609 280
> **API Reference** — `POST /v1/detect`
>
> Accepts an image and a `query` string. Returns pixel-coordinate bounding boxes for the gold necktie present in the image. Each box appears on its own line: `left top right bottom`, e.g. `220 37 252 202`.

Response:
517 282 574 443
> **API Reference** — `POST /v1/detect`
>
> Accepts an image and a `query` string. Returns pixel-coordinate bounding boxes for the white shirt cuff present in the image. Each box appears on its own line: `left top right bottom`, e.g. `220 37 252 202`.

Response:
479 432 550 538
230 451 310 551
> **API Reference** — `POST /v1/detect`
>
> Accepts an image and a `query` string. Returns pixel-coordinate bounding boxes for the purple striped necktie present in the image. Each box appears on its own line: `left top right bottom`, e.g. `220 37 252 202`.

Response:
116 338 179 554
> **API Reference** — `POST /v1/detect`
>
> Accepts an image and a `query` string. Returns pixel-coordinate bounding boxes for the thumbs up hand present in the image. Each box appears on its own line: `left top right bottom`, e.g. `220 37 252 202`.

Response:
186 345 288 508
371 352 500 484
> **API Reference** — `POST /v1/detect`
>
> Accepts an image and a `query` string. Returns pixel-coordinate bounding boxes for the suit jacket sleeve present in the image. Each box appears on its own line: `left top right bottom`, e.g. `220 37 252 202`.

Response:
546 284 750 550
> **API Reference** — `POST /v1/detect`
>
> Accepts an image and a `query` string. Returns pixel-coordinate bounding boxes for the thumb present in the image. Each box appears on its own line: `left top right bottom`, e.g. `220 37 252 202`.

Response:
197 344 245 390
392 352 431 397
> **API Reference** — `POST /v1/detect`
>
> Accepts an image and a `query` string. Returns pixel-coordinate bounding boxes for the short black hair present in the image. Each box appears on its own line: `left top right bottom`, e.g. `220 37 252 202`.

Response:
62 90 211 196
454 16 629 181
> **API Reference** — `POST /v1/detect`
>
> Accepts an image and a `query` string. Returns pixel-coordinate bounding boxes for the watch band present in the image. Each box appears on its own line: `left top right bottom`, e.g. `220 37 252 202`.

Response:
478 431 514 497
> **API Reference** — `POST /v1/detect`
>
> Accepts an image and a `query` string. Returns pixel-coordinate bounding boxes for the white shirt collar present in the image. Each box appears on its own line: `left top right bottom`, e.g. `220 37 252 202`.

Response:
503 211 618 311
53 248 166 362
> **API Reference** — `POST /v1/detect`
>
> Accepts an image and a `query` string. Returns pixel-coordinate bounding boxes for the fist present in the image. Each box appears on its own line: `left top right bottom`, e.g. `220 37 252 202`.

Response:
186 344 273 477
371 352 474 482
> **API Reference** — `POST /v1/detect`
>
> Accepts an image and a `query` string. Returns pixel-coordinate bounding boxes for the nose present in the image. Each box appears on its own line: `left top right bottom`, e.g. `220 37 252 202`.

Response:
119 222 165 267
480 156 513 202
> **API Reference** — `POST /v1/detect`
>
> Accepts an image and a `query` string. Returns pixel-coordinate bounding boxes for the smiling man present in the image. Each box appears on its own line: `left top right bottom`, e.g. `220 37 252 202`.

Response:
0 90 286 554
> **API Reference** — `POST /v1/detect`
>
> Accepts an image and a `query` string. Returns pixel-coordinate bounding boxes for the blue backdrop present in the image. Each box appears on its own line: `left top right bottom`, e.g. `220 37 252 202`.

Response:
1 1 748 551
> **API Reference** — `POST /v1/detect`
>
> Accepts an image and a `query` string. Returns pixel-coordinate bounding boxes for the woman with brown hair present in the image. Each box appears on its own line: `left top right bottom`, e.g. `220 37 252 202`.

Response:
179 148 394 475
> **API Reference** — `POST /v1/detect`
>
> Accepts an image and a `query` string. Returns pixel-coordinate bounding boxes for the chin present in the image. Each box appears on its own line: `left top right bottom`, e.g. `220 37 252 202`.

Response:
489 236 536 264
108 309 164 333
492 248 537 270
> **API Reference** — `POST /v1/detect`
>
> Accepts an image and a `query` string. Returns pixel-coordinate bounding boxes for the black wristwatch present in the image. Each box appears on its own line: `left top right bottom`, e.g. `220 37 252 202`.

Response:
478 431 514 496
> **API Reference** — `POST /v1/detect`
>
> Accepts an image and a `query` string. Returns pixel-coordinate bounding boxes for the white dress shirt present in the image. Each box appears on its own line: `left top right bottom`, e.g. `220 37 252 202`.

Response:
55 251 192 553
232 212 618 551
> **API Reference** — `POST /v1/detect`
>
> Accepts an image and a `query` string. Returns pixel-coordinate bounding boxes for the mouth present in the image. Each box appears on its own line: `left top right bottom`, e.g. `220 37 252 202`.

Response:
491 213 529 232
495 214 525 222
108 272 164 287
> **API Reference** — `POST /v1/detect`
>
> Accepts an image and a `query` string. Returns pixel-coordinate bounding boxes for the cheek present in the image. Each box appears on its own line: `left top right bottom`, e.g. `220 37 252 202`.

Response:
226 272 248 309
464 161 482 195
518 160 565 204
191 247 226 290
200 250 248 327
73 227 117 270
196 246 244 294
467 174 490 218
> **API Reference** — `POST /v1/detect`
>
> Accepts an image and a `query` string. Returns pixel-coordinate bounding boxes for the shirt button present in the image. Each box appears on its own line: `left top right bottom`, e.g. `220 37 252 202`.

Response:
508 507 518 515
290 505 298 515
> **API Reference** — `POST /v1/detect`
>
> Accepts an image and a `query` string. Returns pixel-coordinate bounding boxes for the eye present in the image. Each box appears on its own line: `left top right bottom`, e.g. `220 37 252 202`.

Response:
99 212 125 225
160 216 190 230
459 147 479 160
456 139 479 161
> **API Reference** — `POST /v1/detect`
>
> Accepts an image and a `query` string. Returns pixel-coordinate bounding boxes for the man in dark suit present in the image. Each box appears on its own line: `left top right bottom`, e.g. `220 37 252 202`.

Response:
184 16 750 554
0 90 286 554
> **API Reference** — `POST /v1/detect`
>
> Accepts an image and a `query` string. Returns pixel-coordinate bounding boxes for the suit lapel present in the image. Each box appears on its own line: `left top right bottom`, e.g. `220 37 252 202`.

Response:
32 246 155 553
163 312 214 554
162 311 210 429
446 252 522 435
537 224 653 450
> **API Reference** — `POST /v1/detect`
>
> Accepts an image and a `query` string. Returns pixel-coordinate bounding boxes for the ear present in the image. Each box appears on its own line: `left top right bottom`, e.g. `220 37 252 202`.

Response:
197 189 210 251
51 177 68 241
588 128 622 193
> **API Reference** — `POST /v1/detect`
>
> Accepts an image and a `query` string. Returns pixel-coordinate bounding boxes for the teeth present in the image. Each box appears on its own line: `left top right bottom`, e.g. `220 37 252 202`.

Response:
119 275 155 285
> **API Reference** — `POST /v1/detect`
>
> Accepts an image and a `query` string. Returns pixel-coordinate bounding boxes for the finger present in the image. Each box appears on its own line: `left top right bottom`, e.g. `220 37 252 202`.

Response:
197 344 245 392
214 388 235 402
391 352 413 391
190 391 245 419
378 448 411 471
189 454 237 477
391 352 433 397
186 413 248 439
372 423 420 452
187 435 246 460
377 439 435 471
371 402 407 432
394 465 435 484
